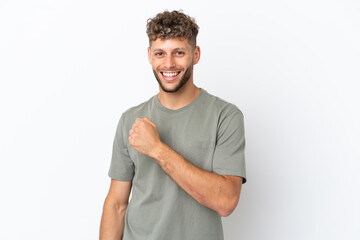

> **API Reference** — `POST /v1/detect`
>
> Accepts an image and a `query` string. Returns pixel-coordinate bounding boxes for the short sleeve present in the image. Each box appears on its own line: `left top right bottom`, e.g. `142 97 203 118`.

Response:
212 108 247 183
108 114 135 181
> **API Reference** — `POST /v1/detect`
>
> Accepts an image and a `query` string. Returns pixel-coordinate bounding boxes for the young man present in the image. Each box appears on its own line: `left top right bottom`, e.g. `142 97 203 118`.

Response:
100 10 247 240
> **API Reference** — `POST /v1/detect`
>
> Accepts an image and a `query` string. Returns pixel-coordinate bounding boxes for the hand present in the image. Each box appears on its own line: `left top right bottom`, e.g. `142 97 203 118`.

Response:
128 117 162 158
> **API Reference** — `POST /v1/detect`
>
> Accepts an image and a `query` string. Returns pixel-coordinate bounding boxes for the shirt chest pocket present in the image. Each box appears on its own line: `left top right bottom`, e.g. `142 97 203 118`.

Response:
176 137 216 172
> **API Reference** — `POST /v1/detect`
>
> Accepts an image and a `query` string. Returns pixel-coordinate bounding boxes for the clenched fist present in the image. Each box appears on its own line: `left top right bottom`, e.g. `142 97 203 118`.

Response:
129 117 162 158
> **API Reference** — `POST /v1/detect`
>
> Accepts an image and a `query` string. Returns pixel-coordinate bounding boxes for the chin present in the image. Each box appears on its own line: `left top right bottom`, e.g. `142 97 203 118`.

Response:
153 67 192 93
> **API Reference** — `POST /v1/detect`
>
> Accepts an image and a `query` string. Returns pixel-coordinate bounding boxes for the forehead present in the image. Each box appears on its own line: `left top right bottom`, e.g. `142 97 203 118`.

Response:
150 38 192 51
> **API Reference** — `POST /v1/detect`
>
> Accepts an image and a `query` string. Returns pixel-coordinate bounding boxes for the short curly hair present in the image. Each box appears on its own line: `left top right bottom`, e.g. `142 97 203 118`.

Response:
146 10 199 48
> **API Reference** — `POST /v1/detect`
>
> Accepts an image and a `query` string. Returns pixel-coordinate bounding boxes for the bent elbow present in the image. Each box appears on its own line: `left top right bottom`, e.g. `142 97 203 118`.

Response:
218 209 233 217
218 205 235 217
217 197 239 217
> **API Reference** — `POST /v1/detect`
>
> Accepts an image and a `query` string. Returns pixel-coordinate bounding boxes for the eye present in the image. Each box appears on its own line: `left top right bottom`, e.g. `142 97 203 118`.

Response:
154 52 164 57
176 51 185 56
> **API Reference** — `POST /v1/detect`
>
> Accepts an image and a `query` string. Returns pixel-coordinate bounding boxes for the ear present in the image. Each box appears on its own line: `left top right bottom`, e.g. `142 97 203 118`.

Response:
193 46 201 65
147 46 151 64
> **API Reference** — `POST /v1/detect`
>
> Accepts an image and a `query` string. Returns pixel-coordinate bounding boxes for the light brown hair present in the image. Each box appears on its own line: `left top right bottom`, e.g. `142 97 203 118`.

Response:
146 10 199 48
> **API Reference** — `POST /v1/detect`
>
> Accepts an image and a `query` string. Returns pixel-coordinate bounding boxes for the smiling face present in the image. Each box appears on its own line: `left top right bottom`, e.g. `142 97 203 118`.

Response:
148 38 200 93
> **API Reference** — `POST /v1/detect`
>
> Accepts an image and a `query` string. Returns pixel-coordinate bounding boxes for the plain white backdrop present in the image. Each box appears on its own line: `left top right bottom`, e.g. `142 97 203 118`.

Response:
1 0 359 239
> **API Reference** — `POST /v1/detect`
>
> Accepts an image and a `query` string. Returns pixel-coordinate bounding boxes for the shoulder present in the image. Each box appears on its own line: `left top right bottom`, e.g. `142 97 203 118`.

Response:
117 95 156 126
200 89 244 119
123 97 154 116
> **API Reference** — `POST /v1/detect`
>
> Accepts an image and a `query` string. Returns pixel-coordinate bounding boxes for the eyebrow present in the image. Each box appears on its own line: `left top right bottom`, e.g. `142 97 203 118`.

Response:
152 47 187 52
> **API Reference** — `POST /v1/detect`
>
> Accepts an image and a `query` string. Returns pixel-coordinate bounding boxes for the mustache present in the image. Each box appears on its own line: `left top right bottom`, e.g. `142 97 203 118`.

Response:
156 68 183 72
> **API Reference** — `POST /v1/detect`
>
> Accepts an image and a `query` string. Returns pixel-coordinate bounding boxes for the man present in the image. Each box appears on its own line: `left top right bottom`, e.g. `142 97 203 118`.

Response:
100 10 247 240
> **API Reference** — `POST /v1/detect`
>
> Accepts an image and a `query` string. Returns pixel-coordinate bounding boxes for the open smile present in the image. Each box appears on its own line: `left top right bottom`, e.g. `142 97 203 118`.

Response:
161 71 181 78
160 71 182 81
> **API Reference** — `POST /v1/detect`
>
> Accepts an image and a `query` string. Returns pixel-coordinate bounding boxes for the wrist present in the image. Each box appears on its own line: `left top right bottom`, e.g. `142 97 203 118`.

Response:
151 141 168 161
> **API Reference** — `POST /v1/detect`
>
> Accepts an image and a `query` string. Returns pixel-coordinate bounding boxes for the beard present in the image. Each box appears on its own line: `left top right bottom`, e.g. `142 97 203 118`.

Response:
153 64 193 93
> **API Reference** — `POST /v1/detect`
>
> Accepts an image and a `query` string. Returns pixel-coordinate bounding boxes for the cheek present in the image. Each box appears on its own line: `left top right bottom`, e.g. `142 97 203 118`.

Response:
151 60 162 70
182 57 193 66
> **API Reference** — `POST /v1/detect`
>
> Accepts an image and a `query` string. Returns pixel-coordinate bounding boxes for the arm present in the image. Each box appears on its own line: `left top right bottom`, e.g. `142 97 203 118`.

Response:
154 143 242 217
100 179 132 240
129 118 242 217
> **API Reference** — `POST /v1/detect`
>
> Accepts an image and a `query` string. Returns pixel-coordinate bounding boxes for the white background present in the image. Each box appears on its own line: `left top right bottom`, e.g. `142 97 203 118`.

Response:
1 0 359 239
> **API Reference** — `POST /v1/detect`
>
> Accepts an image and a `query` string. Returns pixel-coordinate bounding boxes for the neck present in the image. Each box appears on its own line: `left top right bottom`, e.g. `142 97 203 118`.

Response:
157 81 200 110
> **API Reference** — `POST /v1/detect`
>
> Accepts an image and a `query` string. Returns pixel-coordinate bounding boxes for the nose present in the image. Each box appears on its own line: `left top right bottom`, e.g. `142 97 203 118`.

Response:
164 55 176 69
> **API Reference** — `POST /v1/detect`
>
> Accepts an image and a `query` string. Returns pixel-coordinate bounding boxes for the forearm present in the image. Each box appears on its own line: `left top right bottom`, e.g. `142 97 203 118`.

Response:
153 143 241 217
100 200 127 240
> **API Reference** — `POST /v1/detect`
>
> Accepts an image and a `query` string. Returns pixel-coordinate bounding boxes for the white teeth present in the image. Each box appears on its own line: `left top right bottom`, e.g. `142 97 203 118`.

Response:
162 72 179 77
